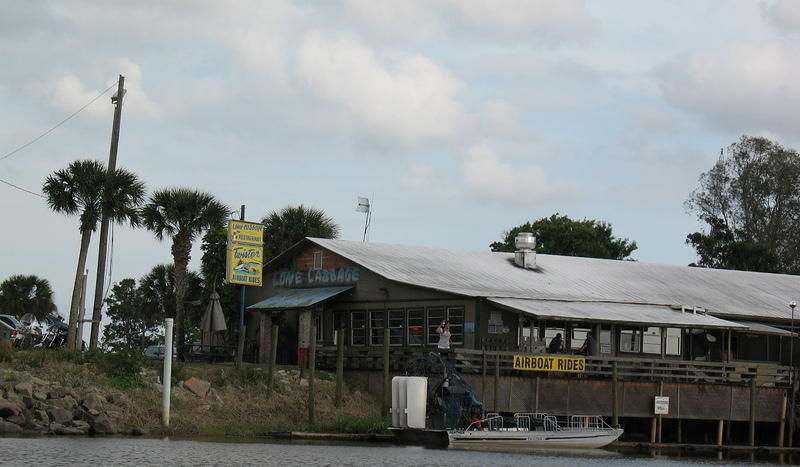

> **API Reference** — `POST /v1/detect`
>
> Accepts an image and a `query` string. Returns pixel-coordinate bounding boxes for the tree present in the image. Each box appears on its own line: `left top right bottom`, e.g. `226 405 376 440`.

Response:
138 264 203 323
101 278 156 351
200 226 238 332
261 205 340 262
0 275 57 321
490 213 637 260
685 136 800 274
141 188 229 360
42 160 145 350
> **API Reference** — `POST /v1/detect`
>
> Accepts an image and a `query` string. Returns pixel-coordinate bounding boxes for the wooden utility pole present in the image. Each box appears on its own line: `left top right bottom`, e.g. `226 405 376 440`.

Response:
89 74 125 349
308 310 317 424
235 205 246 367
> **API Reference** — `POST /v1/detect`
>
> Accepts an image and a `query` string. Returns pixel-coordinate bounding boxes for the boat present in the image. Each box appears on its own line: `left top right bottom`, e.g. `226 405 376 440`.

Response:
447 413 623 449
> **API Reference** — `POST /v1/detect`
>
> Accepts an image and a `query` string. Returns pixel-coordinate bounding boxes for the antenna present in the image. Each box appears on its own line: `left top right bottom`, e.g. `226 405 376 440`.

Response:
356 196 371 242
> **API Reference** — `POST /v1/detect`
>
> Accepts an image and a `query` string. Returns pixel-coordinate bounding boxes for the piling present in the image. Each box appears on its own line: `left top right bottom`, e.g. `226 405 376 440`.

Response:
494 353 500 411
481 350 487 403
779 394 787 447
716 419 724 446
267 321 278 396
382 327 390 416
611 361 619 426
162 318 173 428
657 381 664 443
308 313 317 424
335 329 344 407
749 378 757 446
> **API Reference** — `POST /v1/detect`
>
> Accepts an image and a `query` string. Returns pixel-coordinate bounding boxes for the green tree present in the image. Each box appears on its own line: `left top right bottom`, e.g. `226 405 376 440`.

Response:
101 278 157 351
200 226 238 333
685 136 800 274
138 264 203 323
42 160 145 349
141 188 229 360
490 213 637 260
261 205 340 262
0 275 57 321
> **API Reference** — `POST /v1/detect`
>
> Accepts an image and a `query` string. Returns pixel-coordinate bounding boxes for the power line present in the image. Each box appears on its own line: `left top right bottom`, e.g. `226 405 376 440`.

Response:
0 177 44 198
0 82 117 162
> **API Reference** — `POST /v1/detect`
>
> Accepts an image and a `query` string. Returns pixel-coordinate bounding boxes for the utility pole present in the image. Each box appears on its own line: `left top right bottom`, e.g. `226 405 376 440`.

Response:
89 75 125 349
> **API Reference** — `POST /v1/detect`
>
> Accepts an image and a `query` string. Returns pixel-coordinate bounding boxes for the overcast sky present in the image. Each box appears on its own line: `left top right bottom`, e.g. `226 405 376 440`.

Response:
2 0 799 324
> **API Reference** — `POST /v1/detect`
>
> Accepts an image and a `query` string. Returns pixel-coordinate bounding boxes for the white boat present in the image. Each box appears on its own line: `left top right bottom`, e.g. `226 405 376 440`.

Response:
448 413 623 450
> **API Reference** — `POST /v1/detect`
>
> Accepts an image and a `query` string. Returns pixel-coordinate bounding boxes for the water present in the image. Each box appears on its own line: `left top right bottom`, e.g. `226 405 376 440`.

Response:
0 437 783 466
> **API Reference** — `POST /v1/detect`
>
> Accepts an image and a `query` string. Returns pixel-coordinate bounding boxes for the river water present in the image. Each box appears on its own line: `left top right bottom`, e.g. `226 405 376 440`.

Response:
0 437 784 466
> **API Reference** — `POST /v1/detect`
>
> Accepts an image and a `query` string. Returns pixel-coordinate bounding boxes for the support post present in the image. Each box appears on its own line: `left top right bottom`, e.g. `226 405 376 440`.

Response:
790 368 797 448
258 312 268 363
236 324 246 368
335 328 344 407
650 417 657 444
611 360 619 426
235 205 246 367
308 311 317 425
677 419 682 444
657 381 663 444
382 326 390 416
162 318 173 427
267 320 279 396
494 353 500 411
749 377 757 446
534 376 540 413
717 419 724 446
481 350 487 403
779 393 787 447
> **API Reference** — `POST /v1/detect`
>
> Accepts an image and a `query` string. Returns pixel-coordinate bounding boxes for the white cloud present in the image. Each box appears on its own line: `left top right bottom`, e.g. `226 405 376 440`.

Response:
295 31 467 144
763 0 800 33
460 141 566 202
343 0 442 40
656 42 800 137
399 163 435 188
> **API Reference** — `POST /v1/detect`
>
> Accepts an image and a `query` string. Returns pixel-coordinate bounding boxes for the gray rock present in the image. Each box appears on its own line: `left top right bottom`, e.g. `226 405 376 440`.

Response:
88 408 101 417
14 382 33 398
51 396 77 410
0 421 22 434
35 410 49 423
183 377 211 398
33 391 48 401
47 407 73 425
0 400 22 418
68 420 90 430
48 387 67 399
30 377 47 387
131 427 148 436
81 393 105 411
89 414 115 435
72 407 90 422
22 396 38 409
6 415 25 425
54 425 86 435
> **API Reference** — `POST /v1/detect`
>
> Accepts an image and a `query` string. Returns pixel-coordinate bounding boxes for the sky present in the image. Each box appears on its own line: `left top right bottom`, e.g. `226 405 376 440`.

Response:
2 0 800 329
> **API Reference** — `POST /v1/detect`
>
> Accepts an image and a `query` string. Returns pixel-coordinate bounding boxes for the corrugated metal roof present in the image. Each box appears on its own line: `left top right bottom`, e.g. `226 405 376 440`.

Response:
730 321 796 337
248 286 353 310
488 298 747 329
308 238 800 322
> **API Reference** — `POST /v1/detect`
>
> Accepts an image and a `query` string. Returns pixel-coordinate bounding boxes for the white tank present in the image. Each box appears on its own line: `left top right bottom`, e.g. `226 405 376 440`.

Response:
391 376 427 429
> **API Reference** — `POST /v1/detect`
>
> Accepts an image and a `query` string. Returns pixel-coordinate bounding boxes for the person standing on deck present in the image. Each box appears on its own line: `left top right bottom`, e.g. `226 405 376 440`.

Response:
436 321 451 352
548 333 563 353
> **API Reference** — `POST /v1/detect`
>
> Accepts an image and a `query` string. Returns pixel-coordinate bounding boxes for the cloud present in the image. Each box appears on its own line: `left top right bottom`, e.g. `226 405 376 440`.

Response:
656 42 800 137
342 0 442 40
460 141 567 202
296 31 467 144
399 163 436 188
763 0 800 33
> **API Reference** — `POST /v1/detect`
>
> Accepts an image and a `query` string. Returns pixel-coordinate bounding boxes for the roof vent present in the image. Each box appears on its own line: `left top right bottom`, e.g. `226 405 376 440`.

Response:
514 232 537 269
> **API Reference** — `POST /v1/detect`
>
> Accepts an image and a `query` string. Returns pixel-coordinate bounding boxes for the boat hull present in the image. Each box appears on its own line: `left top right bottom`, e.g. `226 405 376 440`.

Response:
448 428 623 450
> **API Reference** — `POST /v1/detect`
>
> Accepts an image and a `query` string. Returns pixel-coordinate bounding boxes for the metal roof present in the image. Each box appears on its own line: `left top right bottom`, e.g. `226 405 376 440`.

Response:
730 321 797 337
248 286 353 310
488 298 748 329
307 238 800 322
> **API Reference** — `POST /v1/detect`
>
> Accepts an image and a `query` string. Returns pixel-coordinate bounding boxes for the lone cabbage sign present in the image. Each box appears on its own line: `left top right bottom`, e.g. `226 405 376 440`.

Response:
226 220 264 286
513 355 586 373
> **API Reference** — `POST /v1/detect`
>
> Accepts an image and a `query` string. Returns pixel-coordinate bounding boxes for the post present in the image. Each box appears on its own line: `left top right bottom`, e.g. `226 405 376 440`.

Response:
89 74 125 350
789 301 796 447
534 376 540 413
382 326 390 416
267 320 279 396
494 353 500 411
611 361 619 426
308 311 317 424
335 328 344 407
650 417 657 444
236 324 246 368
76 269 88 351
716 419 724 446
677 419 682 444
657 381 663 444
235 205 246 367
481 350 487 401
779 394 787 447
162 318 173 427
258 312 268 363
749 377 756 446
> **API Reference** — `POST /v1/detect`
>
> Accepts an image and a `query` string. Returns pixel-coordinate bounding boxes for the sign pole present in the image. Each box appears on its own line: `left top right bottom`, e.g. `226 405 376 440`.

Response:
235 205 246 367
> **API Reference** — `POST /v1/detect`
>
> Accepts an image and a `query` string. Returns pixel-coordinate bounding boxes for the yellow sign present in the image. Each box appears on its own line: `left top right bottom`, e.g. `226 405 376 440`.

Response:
512 355 586 373
226 220 264 286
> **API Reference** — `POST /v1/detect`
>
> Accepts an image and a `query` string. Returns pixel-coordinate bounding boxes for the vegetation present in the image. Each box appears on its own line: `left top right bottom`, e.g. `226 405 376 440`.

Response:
102 279 156 352
141 188 230 361
685 135 800 274
0 274 57 321
200 226 239 330
42 160 145 350
490 213 637 260
261 205 340 262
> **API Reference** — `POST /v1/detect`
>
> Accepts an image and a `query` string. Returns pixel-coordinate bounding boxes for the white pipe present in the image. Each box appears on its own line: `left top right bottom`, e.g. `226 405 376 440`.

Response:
162 318 173 427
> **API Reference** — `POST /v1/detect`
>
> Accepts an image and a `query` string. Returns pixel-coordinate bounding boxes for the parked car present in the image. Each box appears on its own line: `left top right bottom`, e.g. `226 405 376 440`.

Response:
144 345 175 360
0 315 24 346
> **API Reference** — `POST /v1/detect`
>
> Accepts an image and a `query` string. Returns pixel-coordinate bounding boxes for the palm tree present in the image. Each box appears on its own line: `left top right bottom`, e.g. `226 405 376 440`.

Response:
261 205 340 261
141 188 229 360
42 159 145 350
0 275 57 321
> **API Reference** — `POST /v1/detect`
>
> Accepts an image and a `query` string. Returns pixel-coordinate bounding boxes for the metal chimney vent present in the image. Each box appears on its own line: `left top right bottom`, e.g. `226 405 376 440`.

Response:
514 232 537 269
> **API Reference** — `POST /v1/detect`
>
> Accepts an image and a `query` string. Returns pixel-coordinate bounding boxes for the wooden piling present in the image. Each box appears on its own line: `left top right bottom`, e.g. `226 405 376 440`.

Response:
779 394 787 447
494 353 500 411
717 419 724 446
657 381 663 443
481 350 487 403
308 313 317 425
749 377 757 446
534 376 540 413
335 329 344 407
382 327 390 416
236 324 246 368
258 312 269 363
611 361 619 426
267 321 278 396
677 419 682 444
650 417 657 444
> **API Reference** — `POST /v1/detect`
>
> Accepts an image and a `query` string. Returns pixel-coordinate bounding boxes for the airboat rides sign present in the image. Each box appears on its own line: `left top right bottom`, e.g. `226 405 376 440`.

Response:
226 220 264 286
513 355 586 373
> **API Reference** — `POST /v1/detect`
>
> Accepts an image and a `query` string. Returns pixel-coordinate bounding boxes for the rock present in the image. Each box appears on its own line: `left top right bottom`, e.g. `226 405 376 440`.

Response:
54 425 86 435
299 378 309 388
48 387 67 400
72 407 90 421
131 427 148 436
33 392 47 401
89 414 116 435
81 393 105 411
47 407 72 425
51 396 77 410
14 382 33 398
88 408 101 417
183 377 211 398
6 414 25 425
22 396 39 410
0 421 22 434
0 400 22 418
35 410 49 423
30 377 47 387
68 420 90 430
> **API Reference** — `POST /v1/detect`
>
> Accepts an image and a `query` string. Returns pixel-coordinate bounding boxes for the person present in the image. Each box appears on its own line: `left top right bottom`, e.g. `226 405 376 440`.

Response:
436 321 451 351
577 331 597 356
547 333 563 353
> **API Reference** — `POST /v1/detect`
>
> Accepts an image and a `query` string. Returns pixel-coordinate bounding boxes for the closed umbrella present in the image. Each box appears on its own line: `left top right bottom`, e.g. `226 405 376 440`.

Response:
200 291 227 349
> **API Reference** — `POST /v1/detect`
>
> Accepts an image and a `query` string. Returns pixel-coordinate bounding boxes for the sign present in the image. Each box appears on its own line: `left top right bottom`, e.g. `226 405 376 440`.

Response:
271 267 360 287
512 355 586 373
226 220 264 286
654 396 669 415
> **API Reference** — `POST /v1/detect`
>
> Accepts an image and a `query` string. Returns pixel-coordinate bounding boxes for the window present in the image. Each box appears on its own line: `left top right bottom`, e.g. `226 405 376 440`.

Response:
369 310 384 346
446 307 465 346
544 325 565 352
599 327 613 355
620 327 641 353
407 308 424 345
312 250 323 270
427 307 445 346
351 311 366 346
388 309 404 346
642 327 662 354
665 328 681 356
570 327 591 350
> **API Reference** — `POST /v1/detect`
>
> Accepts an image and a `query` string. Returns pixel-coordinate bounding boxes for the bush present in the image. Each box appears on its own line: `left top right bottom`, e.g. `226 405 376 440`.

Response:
93 349 146 388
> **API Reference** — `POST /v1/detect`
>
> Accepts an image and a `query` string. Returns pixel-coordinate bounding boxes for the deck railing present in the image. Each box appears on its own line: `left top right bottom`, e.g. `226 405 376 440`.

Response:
314 346 792 387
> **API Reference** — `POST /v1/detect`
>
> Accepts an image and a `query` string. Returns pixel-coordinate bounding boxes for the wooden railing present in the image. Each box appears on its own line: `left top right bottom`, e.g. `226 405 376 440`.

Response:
315 346 793 388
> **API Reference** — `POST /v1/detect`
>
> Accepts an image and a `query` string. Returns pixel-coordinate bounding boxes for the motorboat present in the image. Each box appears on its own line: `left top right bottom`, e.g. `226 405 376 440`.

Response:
447 413 623 449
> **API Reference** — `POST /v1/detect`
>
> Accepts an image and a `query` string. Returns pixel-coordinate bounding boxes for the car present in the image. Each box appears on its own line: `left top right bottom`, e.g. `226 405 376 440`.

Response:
0 315 24 345
144 345 176 360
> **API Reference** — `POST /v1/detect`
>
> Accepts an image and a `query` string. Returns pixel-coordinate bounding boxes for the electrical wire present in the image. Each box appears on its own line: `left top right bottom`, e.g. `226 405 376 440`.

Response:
0 177 44 198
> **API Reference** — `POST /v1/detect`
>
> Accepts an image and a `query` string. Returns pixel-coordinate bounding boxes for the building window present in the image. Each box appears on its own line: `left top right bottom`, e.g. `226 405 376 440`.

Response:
570 326 591 350
599 326 613 355
388 309 404 346
665 328 681 356
620 327 641 353
642 327 662 354
544 325 565 352
312 250 323 270
427 307 445 346
446 307 465 346
407 308 424 345
369 310 384 346
351 311 366 346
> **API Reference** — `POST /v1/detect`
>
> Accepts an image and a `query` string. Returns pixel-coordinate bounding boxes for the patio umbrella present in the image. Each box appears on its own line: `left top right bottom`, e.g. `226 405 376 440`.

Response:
200 291 227 348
